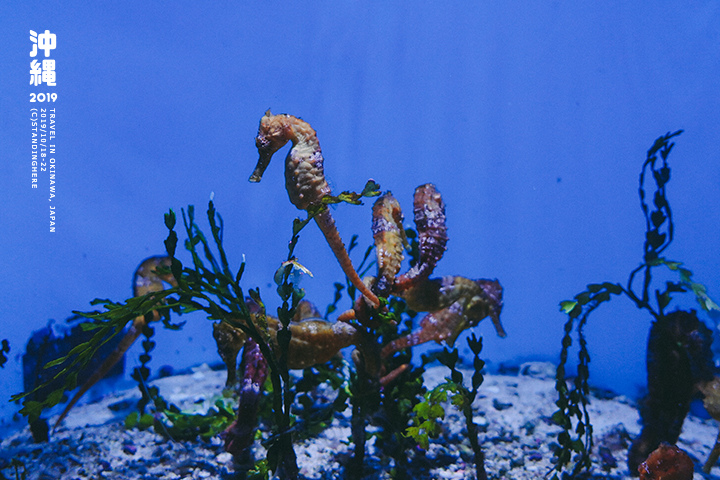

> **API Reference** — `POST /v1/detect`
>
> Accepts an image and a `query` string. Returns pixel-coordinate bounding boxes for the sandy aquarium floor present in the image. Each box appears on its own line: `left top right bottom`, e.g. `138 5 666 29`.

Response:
2 362 720 480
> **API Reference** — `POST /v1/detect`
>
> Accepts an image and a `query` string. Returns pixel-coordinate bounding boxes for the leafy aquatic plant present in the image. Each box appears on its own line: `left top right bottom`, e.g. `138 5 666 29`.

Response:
408 334 488 480
550 130 719 478
12 199 299 476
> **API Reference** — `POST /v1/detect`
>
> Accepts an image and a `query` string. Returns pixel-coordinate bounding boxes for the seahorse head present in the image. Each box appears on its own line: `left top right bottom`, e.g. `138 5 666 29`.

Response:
472 279 505 338
249 110 292 183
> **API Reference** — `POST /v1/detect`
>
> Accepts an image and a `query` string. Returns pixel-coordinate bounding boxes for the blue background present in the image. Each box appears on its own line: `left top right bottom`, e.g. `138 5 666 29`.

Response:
1 2 719 425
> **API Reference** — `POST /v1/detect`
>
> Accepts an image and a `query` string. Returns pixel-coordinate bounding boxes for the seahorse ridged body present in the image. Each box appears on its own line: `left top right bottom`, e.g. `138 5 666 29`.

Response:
371 193 406 296
250 110 380 307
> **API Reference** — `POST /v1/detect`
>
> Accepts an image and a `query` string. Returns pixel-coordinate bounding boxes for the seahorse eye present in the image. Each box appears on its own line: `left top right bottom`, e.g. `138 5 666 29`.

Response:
255 135 270 150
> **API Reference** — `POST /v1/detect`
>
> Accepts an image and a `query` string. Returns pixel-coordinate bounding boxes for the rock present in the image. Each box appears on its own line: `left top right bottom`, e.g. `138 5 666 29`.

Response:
518 362 556 380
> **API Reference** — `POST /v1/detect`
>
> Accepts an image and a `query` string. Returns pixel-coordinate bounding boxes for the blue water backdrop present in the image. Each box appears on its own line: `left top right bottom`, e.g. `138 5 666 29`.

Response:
1 2 719 425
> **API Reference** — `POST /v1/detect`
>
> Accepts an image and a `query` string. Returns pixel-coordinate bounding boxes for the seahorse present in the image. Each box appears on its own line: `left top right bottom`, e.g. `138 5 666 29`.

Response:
215 297 360 372
393 183 448 291
53 255 176 431
371 192 407 296
382 276 505 358
249 110 380 308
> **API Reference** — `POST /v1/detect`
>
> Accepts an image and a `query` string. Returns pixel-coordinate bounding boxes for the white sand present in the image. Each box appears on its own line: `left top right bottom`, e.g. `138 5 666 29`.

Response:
1 362 719 479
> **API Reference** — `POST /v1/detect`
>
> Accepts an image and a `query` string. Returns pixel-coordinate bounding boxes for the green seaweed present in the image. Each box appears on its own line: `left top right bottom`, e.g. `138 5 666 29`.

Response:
550 130 719 478
408 334 487 480
349 295 425 479
11 288 179 423
11 200 297 475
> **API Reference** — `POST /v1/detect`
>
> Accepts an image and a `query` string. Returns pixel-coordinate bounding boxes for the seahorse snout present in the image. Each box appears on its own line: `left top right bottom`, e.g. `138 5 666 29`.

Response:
249 139 273 182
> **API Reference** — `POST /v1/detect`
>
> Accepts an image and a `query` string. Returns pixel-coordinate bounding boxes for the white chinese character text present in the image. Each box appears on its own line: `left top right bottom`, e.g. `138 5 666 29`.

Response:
41 60 56 86
30 30 56 58
30 60 42 86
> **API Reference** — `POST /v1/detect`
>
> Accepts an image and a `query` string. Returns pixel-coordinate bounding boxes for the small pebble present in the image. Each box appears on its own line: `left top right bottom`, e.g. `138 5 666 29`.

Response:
216 452 233 463
107 398 135 412
519 362 556 379
527 451 543 461
492 398 513 411
521 420 536 435
122 444 137 455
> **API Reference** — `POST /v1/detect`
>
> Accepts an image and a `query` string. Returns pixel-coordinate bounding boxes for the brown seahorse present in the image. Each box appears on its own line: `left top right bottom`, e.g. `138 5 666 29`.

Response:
382 276 505 358
249 110 380 308
53 256 176 431
371 192 407 296
393 183 448 291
